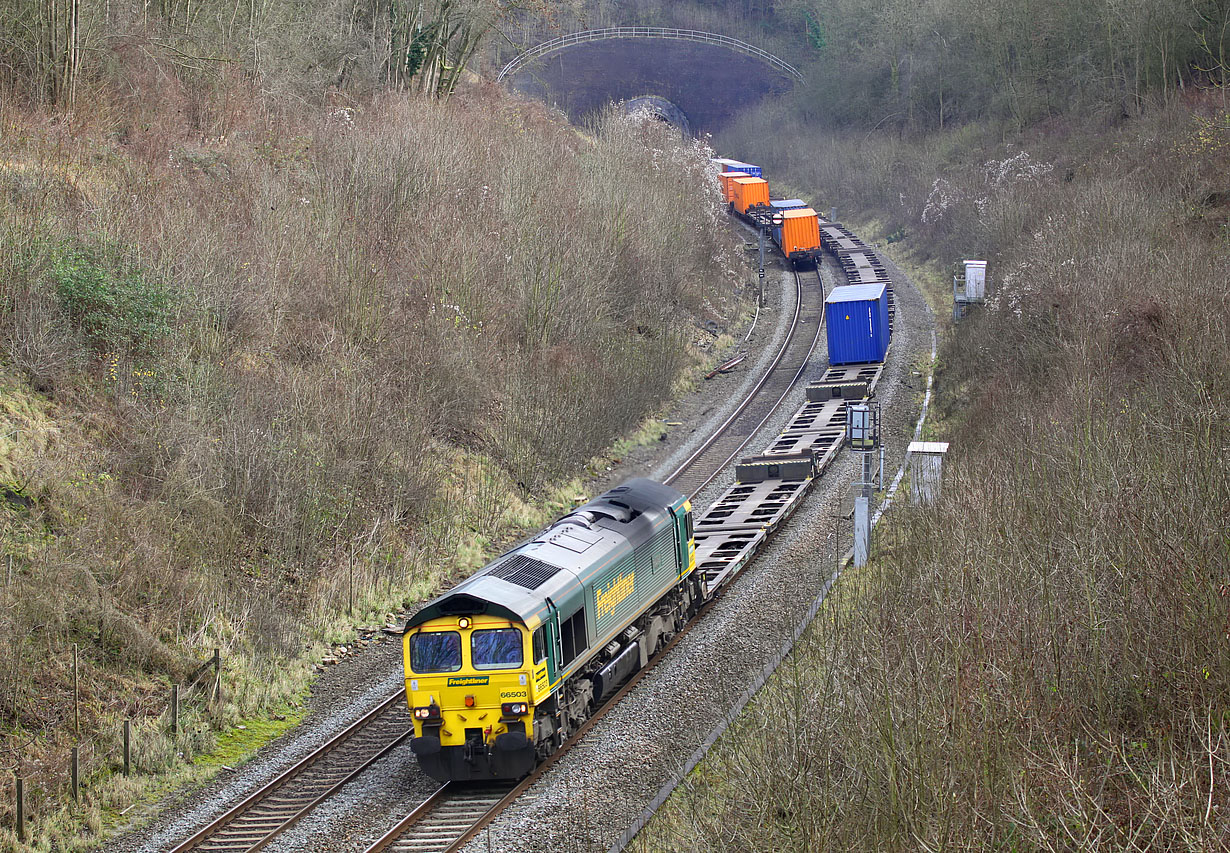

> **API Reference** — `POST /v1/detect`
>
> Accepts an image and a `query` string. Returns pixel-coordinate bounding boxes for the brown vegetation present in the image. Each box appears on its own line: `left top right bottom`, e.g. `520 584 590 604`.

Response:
638 93 1230 851
0 68 739 844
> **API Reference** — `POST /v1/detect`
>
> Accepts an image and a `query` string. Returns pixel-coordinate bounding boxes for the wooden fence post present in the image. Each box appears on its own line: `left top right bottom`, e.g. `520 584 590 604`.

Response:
171 684 179 735
123 719 131 776
73 642 80 738
212 648 221 706
71 745 79 802
15 775 25 842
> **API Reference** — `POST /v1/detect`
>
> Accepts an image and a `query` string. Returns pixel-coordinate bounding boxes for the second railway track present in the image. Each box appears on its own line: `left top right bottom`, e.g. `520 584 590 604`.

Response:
168 693 413 853
166 261 827 853
665 268 824 497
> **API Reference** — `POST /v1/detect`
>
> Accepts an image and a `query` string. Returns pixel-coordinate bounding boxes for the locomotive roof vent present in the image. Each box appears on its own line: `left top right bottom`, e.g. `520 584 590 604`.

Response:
595 498 640 523
549 510 597 530
489 554 562 590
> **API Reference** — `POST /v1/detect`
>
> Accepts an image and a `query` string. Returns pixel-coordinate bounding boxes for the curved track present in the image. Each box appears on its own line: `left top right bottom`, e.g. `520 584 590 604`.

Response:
665 268 825 497
366 266 825 851
167 262 821 853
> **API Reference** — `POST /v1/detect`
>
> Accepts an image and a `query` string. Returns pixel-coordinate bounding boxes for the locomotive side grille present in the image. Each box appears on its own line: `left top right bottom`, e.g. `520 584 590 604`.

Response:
490 554 562 589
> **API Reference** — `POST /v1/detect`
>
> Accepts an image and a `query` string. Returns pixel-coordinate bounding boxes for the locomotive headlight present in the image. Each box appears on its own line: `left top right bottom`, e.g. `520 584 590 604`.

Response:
413 707 430 720
501 702 528 716
458 617 471 629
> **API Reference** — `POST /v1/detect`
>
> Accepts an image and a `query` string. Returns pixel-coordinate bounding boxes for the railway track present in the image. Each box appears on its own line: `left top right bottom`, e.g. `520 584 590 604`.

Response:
664 268 824 497
364 784 512 853
365 264 827 853
167 693 412 853
168 261 826 853
363 566 737 853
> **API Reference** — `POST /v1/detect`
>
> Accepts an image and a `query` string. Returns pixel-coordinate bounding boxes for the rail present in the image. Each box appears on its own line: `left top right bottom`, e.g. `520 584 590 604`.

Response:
167 692 410 853
664 266 824 497
497 27 804 83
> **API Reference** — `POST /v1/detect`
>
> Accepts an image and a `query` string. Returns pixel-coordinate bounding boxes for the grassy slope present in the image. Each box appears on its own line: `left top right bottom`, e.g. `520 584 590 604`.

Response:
636 100 1230 850
0 74 745 849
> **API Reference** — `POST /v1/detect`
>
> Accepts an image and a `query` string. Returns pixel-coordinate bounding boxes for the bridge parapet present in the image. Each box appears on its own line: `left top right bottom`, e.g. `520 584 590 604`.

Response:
497 27 804 84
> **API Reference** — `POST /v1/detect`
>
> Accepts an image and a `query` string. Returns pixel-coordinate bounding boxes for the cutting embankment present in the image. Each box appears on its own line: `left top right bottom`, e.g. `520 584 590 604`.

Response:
636 99 1230 850
0 77 745 848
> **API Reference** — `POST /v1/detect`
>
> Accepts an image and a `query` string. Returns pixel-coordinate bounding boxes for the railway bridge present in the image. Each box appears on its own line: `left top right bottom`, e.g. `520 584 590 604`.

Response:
497 28 802 136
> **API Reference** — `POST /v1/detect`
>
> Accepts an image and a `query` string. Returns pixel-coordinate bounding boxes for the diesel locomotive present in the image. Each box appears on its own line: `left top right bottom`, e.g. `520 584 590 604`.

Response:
402 479 696 782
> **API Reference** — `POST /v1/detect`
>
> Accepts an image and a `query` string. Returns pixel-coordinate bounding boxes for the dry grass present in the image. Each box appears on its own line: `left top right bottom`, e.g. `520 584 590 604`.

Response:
636 102 1230 850
0 67 742 845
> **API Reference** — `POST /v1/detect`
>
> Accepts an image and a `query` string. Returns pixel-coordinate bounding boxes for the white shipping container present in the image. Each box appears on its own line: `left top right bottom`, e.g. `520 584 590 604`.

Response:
964 260 987 300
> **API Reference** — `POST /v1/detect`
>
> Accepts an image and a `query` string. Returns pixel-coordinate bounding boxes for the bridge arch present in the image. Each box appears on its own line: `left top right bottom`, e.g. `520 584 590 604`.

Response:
497 27 803 85
621 95 692 136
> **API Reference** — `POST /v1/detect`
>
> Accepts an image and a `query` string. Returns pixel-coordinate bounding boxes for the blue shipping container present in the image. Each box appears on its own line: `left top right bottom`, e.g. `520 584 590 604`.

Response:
770 199 808 210
725 161 763 178
825 282 890 365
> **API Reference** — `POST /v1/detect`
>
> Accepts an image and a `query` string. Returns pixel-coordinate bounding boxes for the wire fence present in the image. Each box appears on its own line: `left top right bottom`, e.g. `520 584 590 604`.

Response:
6 646 223 844
497 27 804 83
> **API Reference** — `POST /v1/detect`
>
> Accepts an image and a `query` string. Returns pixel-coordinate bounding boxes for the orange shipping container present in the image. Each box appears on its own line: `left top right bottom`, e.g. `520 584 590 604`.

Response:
780 207 822 255
731 177 770 214
718 171 749 202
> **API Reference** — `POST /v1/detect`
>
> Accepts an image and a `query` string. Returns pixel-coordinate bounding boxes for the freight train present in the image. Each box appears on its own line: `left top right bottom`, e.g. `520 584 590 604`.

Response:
716 161 824 269
402 157 895 782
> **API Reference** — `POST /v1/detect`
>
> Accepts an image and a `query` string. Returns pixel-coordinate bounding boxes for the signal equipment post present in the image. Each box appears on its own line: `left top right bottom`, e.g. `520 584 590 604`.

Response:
847 402 882 567
953 259 987 320
755 210 785 308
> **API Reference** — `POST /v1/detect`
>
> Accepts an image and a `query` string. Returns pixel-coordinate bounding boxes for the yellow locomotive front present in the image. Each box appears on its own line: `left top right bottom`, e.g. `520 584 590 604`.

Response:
403 614 542 781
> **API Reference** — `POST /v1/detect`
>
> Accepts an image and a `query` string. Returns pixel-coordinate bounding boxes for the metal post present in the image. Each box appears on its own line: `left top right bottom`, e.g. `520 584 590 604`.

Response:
16 775 25 842
71 746 79 802
854 452 872 567
171 684 179 735
123 719 131 776
853 489 869 567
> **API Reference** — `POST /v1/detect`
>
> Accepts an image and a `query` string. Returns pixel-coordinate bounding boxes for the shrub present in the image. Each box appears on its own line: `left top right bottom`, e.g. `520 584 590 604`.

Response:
51 245 177 355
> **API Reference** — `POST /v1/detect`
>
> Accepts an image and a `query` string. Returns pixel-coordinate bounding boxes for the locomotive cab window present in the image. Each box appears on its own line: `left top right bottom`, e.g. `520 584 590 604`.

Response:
410 631 462 673
471 628 523 670
685 511 694 541
532 627 547 665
